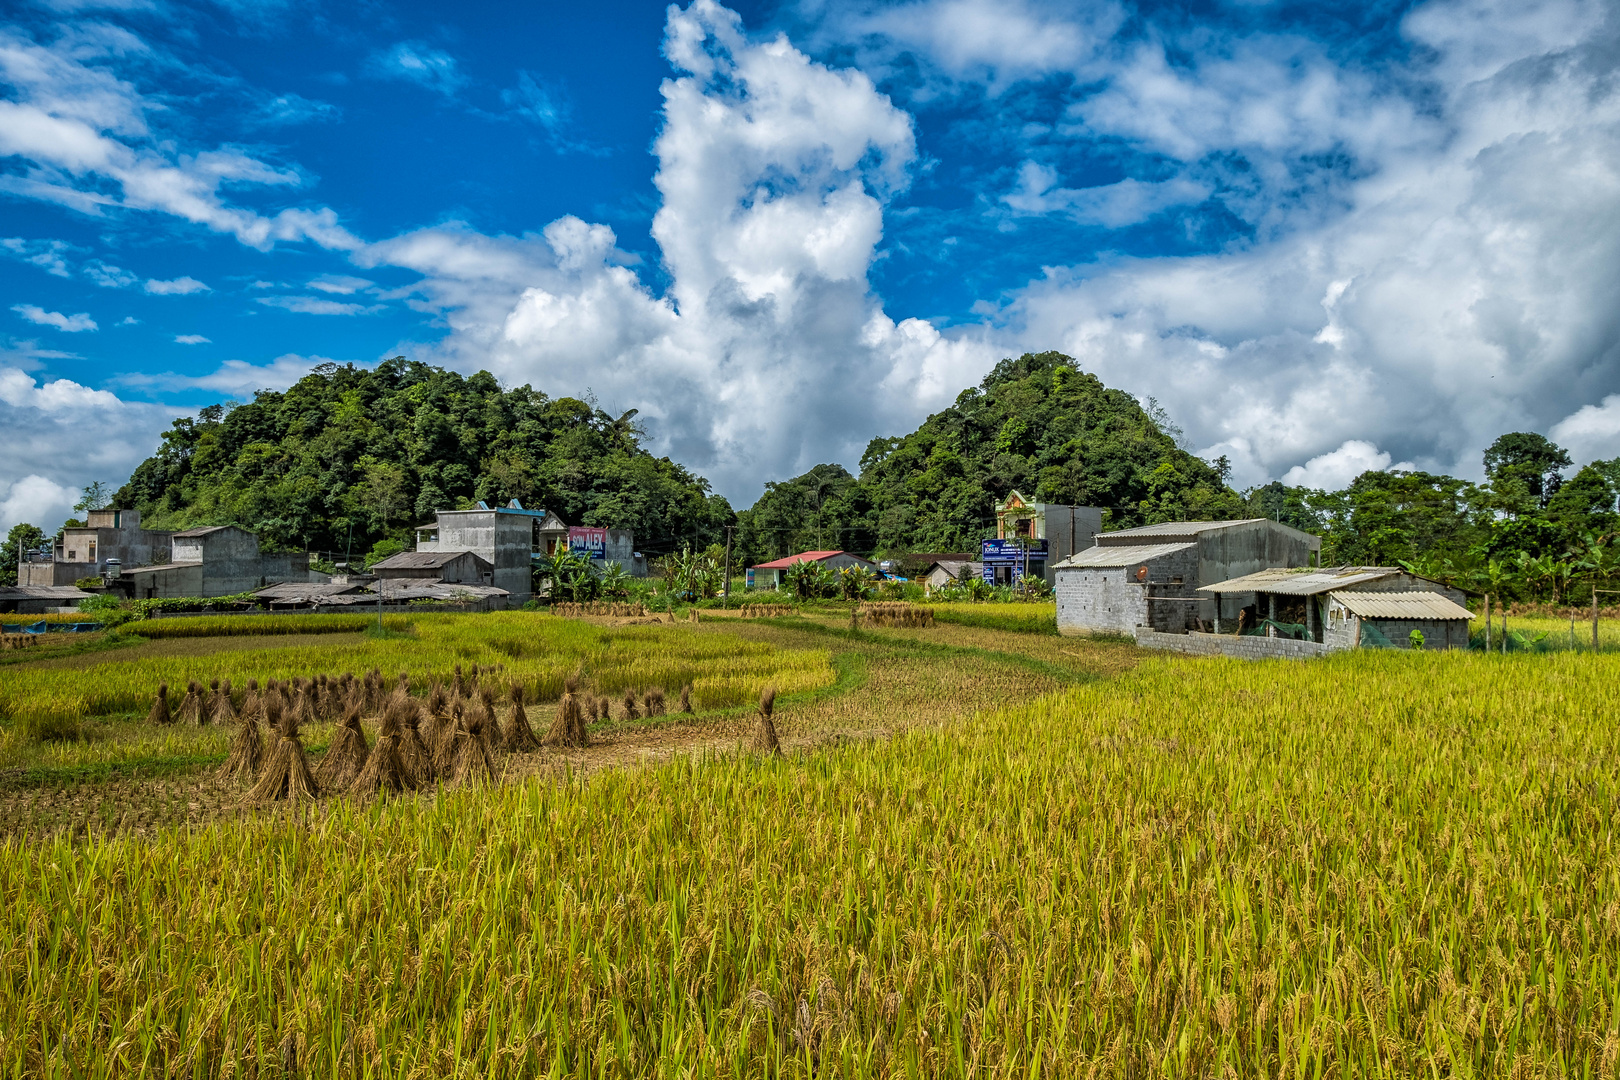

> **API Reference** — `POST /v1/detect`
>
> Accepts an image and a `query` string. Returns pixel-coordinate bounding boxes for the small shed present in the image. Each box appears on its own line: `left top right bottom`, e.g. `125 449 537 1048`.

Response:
1198 566 1472 649
749 551 877 590
0 585 92 614
1326 591 1474 650
370 549 493 585
922 559 982 589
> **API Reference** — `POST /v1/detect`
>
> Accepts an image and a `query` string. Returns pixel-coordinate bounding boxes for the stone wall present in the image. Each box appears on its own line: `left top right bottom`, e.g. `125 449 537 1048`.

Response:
1135 629 1331 659
1056 568 1142 635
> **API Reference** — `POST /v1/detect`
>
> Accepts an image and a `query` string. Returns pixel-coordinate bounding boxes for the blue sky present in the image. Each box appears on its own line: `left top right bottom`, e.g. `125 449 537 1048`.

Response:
5 0 1620 532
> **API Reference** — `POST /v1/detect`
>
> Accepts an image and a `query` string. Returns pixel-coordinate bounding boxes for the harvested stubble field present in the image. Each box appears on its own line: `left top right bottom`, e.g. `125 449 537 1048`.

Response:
0 615 1617 1076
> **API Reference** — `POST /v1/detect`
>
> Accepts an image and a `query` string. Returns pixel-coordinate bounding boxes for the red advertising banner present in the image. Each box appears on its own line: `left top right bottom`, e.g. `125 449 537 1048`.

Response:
568 526 607 558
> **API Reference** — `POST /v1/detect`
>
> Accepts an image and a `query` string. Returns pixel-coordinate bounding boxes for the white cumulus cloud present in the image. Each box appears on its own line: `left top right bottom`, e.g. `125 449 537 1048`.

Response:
1550 395 1620 466
0 367 178 533
256 295 382 316
144 276 210 295
173 334 210 344
12 305 96 332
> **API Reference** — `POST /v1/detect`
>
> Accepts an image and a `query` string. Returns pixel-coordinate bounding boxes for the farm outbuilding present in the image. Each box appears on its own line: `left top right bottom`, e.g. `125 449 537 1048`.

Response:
370 549 493 586
1053 519 1320 636
1198 566 1473 650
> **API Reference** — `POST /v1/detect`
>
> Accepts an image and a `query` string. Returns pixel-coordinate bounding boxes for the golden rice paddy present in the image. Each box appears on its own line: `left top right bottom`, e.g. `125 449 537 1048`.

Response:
0 613 1613 1075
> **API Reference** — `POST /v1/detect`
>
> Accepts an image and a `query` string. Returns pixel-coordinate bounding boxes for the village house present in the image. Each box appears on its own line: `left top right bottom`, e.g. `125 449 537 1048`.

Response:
114 525 316 600
748 551 878 590
18 508 175 587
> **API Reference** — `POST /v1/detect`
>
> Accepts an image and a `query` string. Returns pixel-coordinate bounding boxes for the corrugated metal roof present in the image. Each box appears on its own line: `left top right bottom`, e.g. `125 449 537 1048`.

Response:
1333 591 1474 620
1053 542 1196 568
1097 519 1262 541
0 585 91 599
1199 566 1402 595
753 551 875 570
371 550 479 570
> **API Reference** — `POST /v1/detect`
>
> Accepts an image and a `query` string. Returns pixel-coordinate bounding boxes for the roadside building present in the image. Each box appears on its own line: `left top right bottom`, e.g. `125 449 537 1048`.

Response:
254 578 510 611
116 525 315 599
748 551 878 590
1199 566 1472 649
985 493 1103 585
1053 518 1320 636
19 508 174 587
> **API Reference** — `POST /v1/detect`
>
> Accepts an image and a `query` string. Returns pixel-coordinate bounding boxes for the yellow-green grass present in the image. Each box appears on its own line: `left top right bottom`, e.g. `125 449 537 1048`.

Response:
1470 613 1620 650
3 647 1616 1075
0 612 112 625
0 613 834 762
124 613 413 638
926 600 1057 634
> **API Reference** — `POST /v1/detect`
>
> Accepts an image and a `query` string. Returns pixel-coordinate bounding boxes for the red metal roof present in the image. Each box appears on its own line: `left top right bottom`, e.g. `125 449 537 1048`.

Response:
752 550 849 570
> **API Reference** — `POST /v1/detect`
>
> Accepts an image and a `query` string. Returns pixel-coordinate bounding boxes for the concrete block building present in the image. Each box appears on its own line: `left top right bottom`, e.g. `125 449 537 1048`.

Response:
19 508 174 587
1053 518 1320 636
370 550 493 586
117 525 313 599
412 502 644 605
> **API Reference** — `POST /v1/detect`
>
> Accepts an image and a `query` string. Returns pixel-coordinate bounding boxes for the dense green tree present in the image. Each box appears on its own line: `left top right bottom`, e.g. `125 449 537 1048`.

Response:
115 359 733 557
1483 432 1572 510
1 523 46 587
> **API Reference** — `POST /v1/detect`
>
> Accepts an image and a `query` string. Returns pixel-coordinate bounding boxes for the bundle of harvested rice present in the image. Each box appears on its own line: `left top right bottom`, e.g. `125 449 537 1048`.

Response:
243 700 319 803
395 699 435 786
449 706 495 785
751 687 781 754
504 683 540 751
292 680 317 730
645 688 666 717
218 694 264 782
679 684 693 714
349 705 409 798
431 700 464 777
453 664 467 700
146 684 172 726
213 678 238 726
472 692 499 759
543 692 589 748
622 689 640 721
179 681 204 725
426 681 447 717
316 697 370 789
240 679 262 724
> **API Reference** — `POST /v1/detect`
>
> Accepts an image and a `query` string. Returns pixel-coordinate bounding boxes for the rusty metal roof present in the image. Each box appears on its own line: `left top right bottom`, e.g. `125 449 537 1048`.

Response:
1099 519 1263 540
1332 591 1474 620
1199 566 1403 595
1054 542 1196 568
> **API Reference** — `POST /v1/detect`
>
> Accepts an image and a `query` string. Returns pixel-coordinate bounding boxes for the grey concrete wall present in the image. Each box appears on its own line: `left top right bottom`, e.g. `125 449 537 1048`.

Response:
1038 505 1103 584
1194 522 1317 589
124 563 205 599
1361 617 1470 650
423 510 534 602
1056 567 1144 635
602 530 647 577
1137 629 1331 659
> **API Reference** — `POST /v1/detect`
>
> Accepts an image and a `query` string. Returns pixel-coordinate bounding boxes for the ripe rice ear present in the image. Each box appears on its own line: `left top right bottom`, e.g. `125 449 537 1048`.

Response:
146 684 171 726
316 699 370 789
504 683 539 751
564 671 580 695
218 707 264 783
243 732 320 804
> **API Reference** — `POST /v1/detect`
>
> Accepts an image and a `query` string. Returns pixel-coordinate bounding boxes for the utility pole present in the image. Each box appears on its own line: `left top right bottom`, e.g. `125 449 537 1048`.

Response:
722 524 735 608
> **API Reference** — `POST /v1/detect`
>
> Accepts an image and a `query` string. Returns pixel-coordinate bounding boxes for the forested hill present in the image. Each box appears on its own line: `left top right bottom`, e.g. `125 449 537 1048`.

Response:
115 359 733 559
739 351 1243 562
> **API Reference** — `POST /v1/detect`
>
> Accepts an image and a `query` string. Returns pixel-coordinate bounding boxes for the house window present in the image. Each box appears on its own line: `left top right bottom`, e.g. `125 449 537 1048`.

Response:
68 550 77 560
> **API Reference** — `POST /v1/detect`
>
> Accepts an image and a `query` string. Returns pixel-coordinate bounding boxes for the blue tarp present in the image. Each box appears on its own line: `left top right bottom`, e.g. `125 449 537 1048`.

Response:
0 621 104 634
